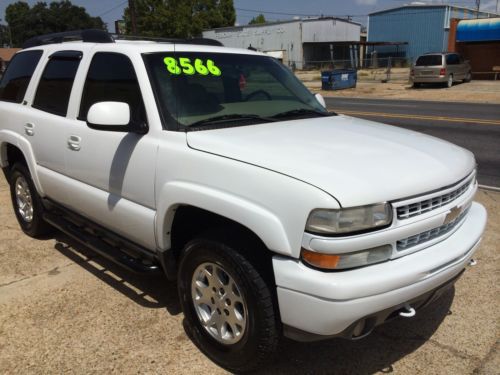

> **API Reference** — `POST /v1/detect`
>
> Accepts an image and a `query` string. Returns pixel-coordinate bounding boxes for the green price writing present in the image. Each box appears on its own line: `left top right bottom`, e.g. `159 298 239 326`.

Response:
163 57 222 76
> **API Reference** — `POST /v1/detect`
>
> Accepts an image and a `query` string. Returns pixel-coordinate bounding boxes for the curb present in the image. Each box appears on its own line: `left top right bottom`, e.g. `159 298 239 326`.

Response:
479 184 500 192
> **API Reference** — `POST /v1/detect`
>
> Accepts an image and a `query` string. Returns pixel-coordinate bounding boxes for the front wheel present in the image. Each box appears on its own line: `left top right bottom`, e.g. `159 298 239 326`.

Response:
464 71 472 82
178 236 280 373
9 163 52 237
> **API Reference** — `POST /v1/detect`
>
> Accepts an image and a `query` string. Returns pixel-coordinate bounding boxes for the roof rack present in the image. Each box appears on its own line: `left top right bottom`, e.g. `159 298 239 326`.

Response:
22 29 224 49
111 34 223 46
22 29 114 49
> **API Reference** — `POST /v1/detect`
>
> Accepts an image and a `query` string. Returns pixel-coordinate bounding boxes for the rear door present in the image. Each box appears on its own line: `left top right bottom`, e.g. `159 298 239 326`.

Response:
446 54 462 80
24 50 83 202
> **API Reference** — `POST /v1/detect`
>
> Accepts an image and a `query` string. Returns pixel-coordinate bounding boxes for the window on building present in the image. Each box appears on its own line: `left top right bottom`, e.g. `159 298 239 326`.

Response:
0 50 43 103
33 51 82 116
79 53 146 125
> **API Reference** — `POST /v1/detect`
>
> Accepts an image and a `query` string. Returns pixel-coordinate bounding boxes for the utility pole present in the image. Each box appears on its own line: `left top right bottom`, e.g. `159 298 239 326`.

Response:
128 0 137 34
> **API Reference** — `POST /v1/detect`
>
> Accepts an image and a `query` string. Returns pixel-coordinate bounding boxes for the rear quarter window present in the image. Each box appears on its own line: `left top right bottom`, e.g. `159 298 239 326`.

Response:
33 53 81 116
0 50 43 103
415 55 443 66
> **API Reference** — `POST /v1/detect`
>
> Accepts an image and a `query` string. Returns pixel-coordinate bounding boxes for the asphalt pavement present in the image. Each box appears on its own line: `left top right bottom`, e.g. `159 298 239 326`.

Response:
325 97 500 187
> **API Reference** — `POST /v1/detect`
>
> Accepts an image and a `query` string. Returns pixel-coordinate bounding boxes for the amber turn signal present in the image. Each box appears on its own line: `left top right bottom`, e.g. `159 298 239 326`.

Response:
301 248 340 269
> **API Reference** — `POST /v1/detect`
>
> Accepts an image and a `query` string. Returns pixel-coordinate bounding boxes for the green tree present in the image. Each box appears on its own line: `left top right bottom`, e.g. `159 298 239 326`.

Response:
248 13 266 25
5 1 106 47
123 0 236 38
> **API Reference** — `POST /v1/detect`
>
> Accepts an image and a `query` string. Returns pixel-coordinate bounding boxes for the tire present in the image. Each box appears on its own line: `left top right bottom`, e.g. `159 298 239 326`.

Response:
178 235 280 373
464 71 472 83
9 163 52 237
412 82 420 88
446 74 453 88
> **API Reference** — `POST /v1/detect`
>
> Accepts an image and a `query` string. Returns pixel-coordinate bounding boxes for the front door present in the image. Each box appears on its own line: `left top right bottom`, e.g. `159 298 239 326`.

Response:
64 52 157 250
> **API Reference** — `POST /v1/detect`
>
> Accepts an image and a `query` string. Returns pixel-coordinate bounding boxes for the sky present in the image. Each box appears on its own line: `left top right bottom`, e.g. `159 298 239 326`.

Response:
0 0 498 31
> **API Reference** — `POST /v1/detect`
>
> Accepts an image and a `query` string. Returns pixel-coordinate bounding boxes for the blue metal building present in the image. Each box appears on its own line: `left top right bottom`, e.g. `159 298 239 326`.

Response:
367 4 499 60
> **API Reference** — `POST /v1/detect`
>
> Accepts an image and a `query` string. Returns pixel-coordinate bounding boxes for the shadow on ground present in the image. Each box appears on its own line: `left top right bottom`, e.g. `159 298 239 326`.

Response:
53 233 181 315
52 232 453 374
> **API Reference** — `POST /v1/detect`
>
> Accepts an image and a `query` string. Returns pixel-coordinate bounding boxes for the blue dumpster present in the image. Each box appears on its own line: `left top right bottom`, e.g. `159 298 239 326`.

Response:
321 69 357 90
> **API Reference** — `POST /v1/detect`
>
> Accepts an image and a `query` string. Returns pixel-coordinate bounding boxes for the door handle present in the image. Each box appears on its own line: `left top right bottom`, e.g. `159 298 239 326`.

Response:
24 123 35 136
67 135 81 151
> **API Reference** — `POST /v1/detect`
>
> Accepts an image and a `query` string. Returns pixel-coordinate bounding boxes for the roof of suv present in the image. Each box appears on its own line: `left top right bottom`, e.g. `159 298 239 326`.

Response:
19 29 264 58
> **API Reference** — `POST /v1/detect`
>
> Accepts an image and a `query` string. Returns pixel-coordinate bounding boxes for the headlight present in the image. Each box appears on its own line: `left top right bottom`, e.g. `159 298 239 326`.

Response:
306 203 392 235
301 245 392 270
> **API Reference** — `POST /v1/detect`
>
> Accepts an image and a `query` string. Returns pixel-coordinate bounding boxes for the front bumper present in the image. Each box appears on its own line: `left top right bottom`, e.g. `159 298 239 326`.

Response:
273 202 486 339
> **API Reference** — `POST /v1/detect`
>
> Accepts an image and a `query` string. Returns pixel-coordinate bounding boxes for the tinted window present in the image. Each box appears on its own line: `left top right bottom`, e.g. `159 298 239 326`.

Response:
143 52 326 129
33 56 81 116
0 50 43 103
79 53 145 124
415 55 443 66
446 54 460 65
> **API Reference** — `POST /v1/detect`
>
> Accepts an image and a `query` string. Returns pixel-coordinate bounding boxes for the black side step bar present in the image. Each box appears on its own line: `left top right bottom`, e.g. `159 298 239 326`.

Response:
43 211 161 275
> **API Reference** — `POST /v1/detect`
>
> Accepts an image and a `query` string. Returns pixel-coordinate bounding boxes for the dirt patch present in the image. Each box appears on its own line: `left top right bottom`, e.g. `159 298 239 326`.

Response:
308 81 500 104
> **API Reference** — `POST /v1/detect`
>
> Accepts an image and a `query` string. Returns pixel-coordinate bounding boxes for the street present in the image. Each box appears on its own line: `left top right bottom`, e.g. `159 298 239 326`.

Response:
325 97 500 188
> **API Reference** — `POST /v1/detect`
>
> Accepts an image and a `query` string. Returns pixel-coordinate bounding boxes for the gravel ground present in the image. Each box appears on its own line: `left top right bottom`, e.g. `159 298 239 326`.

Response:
298 74 500 104
0 174 498 374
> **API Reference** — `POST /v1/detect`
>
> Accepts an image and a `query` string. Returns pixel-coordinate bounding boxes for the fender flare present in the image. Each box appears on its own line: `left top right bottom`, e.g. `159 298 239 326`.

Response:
156 181 293 256
0 130 45 196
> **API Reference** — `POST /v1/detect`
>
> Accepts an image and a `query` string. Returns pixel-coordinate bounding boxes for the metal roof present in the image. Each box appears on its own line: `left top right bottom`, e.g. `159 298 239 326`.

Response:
457 18 500 42
369 4 498 17
205 16 360 33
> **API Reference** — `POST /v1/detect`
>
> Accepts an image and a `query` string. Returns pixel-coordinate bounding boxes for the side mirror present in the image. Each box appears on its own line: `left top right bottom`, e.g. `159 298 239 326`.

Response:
87 101 131 131
315 93 326 108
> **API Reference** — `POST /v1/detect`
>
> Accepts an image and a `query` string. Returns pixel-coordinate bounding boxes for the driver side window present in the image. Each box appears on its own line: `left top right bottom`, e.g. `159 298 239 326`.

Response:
79 52 146 125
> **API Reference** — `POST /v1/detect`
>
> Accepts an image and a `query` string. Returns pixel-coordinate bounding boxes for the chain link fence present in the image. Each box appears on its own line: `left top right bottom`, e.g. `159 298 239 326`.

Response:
291 57 412 83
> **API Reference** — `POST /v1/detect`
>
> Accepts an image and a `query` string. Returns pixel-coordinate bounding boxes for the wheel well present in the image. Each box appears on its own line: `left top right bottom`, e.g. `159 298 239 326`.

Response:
6 144 27 167
168 205 275 284
2 144 27 181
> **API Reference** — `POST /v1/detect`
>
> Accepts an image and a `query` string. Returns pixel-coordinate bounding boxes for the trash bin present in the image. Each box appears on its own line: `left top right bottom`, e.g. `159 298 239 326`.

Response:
321 69 357 90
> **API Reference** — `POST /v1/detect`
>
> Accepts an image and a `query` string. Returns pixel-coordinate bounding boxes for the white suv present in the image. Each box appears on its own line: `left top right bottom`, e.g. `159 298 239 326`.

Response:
0 30 487 372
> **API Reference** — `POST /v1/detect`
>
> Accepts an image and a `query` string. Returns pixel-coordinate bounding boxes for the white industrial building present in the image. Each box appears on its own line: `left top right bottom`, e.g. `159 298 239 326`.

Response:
203 17 362 69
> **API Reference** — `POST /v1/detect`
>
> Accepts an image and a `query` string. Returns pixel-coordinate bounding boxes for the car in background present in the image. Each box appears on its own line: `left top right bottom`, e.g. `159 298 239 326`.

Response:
410 52 471 88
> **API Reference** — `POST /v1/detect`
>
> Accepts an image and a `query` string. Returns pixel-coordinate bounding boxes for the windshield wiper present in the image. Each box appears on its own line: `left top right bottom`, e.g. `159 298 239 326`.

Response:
271 108 333 119
189 114 276 128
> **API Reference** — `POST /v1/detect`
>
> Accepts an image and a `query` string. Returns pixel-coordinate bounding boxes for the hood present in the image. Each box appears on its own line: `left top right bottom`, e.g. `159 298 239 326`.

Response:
186 115 475 207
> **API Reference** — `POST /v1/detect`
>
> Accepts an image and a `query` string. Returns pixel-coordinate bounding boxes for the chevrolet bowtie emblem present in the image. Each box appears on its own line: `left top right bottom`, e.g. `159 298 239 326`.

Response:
444 205 463 225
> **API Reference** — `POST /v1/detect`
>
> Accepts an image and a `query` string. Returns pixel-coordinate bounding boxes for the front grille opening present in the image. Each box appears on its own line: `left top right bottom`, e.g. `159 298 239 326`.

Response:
397 179 472 220
397 207 470 251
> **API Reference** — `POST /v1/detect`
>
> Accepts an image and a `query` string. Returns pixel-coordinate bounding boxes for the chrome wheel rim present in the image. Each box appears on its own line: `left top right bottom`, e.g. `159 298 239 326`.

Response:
15 175 33 223
447 76 453 87
191 262 248 345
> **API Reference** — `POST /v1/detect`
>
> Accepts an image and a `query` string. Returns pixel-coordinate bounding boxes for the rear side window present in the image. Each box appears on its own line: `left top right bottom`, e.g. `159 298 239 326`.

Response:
33 52 82 116
0 50 43 103
79 53 146 124
415 55 443 66
446 54 460 65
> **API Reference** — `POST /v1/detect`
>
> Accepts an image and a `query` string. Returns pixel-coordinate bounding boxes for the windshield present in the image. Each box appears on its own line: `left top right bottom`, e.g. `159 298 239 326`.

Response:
415 55 443 66
143 52 329 130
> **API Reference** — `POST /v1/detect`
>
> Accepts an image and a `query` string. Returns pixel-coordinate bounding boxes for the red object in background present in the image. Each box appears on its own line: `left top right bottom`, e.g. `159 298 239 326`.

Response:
239 74 246 90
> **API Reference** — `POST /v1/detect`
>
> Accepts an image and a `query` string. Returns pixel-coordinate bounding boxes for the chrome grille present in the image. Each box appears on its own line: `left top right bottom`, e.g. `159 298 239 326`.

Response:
396 180 472 220
397 207 470 251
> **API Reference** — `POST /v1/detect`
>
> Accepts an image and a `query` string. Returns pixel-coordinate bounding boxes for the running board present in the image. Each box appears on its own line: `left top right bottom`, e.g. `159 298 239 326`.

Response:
43 211 161 275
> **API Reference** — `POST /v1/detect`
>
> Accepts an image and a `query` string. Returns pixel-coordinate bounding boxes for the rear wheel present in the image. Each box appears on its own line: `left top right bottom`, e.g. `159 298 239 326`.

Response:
9 163 52 237
464 71 472 82
178 235 280 373
446 74 453 88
